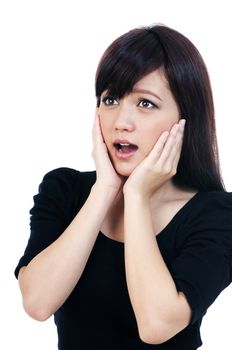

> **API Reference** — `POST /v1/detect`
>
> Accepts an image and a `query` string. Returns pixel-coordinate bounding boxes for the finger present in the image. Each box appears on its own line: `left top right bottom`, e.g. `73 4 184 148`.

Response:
171 129 184 170
92 110 99 134
171 120 185 161
92 110 98 142
167 120 185 163
159 119 185 164
92 111 104 146
171 145 182 171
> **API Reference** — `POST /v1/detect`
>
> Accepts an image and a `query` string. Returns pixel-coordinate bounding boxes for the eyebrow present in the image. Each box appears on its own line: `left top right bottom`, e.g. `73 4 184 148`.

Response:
132 88 163 101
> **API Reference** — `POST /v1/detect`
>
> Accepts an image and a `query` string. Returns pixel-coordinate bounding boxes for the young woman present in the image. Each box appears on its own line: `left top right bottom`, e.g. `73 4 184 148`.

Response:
15 24 232 349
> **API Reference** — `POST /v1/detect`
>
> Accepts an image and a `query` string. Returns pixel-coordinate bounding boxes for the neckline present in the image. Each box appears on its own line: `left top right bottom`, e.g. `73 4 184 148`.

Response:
99 191 201 245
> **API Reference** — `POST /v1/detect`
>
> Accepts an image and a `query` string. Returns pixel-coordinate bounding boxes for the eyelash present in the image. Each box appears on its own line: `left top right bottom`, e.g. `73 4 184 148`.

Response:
101 96 158 109
137 99 157 109
101 96 118 105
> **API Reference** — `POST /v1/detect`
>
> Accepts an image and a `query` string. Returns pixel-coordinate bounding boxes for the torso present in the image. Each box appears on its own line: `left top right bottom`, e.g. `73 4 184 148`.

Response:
100 187 198 243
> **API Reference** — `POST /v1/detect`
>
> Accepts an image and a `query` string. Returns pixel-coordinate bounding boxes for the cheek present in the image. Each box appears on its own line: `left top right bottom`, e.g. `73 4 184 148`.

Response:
99 115 112 144
142 119 178 153
143 129 162 154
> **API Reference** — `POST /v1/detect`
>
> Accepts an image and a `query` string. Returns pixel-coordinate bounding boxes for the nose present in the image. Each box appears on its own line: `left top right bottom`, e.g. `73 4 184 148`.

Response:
114 102 135 132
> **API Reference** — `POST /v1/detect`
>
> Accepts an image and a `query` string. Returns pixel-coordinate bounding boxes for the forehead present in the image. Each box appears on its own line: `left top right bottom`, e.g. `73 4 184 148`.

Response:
133 68 169 90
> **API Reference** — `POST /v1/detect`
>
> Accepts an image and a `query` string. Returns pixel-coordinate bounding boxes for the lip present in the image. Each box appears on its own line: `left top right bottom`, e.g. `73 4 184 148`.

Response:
113 139 138 159
113 139 138 146
114 148 138 159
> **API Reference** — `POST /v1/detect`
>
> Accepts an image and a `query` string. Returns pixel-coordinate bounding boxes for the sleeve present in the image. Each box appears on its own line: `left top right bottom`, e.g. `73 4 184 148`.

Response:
169 192 232 325
14 167 81 279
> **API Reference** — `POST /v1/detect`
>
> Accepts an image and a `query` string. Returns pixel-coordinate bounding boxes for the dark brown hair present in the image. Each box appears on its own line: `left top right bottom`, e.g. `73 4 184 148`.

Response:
95 24 224 191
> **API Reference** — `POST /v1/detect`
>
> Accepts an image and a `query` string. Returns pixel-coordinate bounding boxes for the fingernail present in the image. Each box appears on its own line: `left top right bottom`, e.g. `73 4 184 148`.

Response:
179 119 186 127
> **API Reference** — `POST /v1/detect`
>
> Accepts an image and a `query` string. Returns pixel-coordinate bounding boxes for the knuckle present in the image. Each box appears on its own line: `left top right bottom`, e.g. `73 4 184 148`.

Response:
171 168 177 176
163 165 171 174
162 165 175 176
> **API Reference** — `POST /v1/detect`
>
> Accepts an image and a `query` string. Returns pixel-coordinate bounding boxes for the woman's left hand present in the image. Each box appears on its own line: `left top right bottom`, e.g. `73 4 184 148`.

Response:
123 119 185 199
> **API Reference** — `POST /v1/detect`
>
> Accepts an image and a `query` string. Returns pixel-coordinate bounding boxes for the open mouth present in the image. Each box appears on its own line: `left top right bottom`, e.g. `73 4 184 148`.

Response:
113 143 138 154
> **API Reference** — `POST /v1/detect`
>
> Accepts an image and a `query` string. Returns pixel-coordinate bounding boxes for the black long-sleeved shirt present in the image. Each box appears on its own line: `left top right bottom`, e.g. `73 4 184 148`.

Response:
15 168 232 349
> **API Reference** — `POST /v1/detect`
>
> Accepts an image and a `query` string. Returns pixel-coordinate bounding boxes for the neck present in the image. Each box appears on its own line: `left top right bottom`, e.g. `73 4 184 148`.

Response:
112 179 196 212
151 180 179 202
114 179 178 208
150 180 197 208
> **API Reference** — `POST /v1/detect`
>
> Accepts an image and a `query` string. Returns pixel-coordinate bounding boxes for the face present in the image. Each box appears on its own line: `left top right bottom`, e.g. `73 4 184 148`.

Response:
98 68 180 177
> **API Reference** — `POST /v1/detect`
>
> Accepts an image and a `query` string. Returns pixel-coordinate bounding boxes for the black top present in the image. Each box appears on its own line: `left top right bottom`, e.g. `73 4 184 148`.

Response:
15 168 232 350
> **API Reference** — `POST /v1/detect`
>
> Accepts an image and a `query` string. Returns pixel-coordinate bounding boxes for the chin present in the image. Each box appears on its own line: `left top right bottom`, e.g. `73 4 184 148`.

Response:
116 170 131 177
109 150 142 177
113 162 137 177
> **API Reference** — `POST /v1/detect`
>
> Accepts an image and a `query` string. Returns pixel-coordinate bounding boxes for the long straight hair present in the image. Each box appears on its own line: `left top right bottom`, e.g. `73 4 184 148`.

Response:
95 24 224 192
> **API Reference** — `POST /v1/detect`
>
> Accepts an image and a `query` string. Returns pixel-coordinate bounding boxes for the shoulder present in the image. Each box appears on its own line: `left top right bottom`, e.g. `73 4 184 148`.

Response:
198 190 232 204
183 190 232 216
39 167 96 193
41 167 96 184
32 167 96 215
175 190 232 229
191 190 232 218
181 190 232 248
171 191 232 326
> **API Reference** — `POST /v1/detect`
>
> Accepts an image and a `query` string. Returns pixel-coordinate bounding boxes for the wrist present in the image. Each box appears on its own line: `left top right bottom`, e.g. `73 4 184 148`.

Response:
91 182 120 200
124 190 150 205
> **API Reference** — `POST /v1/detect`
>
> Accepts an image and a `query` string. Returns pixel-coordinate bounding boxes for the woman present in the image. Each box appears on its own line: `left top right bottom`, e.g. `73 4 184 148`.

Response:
15 24 232 349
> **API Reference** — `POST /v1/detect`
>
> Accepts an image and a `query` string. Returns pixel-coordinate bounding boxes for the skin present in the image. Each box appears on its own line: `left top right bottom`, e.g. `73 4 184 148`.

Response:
94 68 191 208
92 68 193 343
18 68 192 344
98 68 181 180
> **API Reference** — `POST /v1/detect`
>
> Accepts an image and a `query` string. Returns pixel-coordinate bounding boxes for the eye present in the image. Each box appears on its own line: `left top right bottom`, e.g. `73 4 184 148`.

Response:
138 99 157 109
101 96 119 106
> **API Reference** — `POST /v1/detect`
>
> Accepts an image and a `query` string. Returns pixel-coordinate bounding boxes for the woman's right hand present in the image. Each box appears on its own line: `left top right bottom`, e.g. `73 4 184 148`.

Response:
92 111 124 194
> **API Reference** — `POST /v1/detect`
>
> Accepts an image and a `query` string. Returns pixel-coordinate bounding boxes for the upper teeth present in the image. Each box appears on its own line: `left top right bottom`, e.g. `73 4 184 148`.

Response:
119 143 130 146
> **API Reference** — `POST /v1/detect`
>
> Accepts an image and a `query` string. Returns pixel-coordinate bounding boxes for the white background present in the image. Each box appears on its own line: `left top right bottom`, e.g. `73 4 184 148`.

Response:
1 0 232 349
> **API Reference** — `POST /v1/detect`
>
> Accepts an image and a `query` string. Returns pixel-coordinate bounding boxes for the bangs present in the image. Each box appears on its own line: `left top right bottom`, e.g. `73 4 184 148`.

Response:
95 28 165 106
